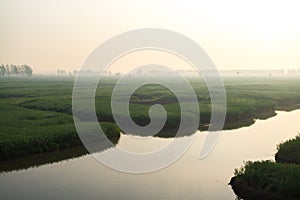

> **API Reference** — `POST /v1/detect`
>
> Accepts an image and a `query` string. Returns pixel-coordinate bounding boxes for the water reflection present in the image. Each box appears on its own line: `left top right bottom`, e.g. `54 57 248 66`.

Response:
0 116 264 174
0 128 196 174
0 146 89 174
0 111 299 200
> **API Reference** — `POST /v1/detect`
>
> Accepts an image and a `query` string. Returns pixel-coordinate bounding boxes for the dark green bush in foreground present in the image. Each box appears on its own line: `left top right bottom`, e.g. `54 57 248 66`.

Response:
232 136 300 200
276 135 300 164
234 160 300 200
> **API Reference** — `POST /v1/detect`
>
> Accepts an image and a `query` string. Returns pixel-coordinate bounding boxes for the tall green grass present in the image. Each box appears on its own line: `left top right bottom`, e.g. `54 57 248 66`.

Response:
0 100 120 160
232 135 300 199
233 160 300 200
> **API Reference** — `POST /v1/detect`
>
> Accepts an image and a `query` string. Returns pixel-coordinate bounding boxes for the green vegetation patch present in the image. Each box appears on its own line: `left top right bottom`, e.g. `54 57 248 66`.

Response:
232 135 300 200
276 135 300 164
1 76 300 160
233 160 300 200
0 99 120 160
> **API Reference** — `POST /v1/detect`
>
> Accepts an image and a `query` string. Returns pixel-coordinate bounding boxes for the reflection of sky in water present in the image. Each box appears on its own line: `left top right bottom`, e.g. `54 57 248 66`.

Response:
1 110 300 200
117 133 174 153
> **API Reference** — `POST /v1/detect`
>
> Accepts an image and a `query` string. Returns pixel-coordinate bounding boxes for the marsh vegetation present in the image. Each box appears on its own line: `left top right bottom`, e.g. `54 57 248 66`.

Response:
231 135 300 200
0 76 300 161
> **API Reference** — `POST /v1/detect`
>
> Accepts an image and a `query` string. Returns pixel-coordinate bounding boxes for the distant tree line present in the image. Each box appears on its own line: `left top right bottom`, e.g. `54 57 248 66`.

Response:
0 64 33 77
57 69 78 76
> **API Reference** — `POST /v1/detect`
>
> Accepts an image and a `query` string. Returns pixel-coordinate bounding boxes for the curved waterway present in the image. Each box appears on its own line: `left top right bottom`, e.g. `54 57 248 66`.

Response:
1 110 300 200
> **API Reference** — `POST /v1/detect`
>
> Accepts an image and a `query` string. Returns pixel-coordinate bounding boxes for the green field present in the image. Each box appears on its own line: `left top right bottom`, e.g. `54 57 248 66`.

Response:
0 76 300 160
0 76 120 160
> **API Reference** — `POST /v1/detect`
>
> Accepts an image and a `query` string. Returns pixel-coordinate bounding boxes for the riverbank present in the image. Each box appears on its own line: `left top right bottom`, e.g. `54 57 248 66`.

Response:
230 135 300 200
1 109 300 200
0 100 120 160
1 76 300 161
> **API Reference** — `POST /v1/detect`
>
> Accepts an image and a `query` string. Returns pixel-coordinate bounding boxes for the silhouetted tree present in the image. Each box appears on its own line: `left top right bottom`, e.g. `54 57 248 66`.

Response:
73 70 78 76
12 65 19 75
5 65 10 76
0 65 5 76
57 69 67 76
0 64 33 77
23 65 33 76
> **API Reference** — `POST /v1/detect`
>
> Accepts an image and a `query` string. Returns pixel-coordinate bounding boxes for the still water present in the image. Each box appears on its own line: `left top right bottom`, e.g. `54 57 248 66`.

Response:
1 110 300 200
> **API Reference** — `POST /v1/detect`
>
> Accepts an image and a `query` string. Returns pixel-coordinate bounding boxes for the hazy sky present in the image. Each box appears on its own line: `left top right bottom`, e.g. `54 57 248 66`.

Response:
1 0 300 73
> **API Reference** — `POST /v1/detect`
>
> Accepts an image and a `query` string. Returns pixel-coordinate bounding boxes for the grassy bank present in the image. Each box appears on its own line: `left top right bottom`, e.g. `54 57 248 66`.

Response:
0 99 120 160
230 135 300 200
1 76 300 160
